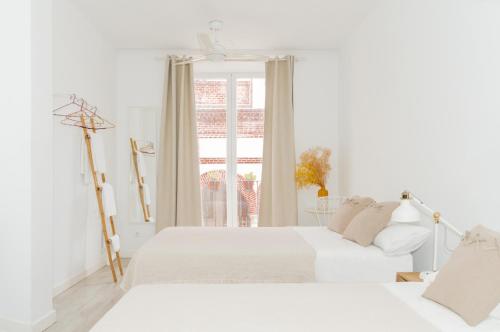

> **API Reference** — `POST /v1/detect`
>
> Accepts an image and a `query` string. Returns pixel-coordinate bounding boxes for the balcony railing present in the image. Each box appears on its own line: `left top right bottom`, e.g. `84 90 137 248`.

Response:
200 179 260 227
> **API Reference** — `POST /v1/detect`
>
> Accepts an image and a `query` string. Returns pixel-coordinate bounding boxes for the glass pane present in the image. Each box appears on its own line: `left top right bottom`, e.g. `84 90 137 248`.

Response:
236 78 265 227
195 79 228 227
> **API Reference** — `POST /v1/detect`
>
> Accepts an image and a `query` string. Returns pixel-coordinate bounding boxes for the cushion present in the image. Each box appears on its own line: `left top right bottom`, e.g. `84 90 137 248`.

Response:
327 196 375 233
373 224 431 256
423 225 500 326
342 201 399 246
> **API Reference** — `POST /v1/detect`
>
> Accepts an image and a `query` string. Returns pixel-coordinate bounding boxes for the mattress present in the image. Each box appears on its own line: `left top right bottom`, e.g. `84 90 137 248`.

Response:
90 282 500 332
293 226 413 282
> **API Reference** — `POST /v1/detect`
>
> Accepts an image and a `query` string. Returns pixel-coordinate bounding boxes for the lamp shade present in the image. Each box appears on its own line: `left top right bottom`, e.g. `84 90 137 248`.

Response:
391 199 420 223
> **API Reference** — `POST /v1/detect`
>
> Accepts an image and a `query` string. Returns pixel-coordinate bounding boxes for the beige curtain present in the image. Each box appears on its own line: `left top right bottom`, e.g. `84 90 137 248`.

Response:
156 57 202 232
259 56 298 227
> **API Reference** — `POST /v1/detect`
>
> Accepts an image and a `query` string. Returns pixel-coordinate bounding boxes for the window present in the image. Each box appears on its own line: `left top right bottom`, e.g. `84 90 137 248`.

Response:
195 74 265 227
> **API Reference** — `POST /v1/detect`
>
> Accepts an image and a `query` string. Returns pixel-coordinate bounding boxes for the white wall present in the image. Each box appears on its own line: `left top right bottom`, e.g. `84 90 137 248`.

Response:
116 50 339 255
0 2 33 328
0 0 55 330
52 0 117 294
339 0 500 271
31 0 55 328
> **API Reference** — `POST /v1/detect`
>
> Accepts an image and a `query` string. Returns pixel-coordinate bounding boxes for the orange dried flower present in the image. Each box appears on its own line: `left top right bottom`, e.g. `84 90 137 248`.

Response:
295 147 332 189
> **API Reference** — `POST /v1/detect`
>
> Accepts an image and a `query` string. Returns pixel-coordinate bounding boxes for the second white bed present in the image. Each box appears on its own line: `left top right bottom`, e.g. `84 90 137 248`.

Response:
122 226 413 289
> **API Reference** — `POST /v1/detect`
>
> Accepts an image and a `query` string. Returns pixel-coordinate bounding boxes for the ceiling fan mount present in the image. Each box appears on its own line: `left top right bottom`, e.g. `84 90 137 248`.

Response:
194 20 264 63
208 19 223 33
204 20 225 61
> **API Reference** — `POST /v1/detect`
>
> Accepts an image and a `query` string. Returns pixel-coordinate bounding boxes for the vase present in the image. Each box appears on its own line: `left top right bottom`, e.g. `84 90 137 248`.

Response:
317 186 329 211
317 186 328 198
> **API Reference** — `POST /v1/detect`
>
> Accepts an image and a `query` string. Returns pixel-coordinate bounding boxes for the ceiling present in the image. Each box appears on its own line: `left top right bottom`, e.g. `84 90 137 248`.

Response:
69 0 381 50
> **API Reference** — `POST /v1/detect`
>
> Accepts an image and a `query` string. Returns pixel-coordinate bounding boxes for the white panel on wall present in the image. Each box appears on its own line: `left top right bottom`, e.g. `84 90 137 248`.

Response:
0 0 55 329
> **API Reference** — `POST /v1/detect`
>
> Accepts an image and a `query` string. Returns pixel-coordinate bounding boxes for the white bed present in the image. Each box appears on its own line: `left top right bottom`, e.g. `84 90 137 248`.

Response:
91 282 500 332
121 226 412 289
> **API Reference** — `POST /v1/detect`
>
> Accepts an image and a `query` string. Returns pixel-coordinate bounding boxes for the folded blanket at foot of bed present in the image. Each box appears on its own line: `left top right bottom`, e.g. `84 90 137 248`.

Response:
121 227 316 289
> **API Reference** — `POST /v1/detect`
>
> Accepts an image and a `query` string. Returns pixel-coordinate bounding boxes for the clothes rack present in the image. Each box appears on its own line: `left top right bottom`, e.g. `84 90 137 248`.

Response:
53 95 122 282
130 138 152 222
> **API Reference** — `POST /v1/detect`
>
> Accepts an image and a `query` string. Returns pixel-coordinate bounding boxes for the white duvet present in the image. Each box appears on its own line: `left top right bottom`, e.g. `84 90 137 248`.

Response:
90 282 500 332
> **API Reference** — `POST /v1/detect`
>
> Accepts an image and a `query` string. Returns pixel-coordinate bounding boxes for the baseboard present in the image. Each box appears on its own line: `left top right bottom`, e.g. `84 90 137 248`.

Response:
32 310 56 332
53 261 105 297
0 316 29 332
0 310 56 332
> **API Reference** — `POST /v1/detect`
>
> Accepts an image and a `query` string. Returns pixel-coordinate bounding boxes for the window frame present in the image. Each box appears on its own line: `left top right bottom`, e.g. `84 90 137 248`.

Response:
194 72 265 227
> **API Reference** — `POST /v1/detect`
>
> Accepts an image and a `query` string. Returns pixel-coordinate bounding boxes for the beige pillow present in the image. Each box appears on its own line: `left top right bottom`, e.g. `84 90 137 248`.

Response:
342 201 399 246
423 225 500 326
327 196 375 233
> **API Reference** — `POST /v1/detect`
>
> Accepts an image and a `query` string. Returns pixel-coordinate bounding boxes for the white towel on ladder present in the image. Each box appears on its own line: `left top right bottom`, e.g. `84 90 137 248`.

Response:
143 183 151 205
80 138 90 184
101 183 117 217
137 151 146 177
109 234 120 252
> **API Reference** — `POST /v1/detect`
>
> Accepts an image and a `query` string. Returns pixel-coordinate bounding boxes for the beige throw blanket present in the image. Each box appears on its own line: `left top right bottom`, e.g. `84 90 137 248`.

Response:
121 227 316 289
92 284 440 332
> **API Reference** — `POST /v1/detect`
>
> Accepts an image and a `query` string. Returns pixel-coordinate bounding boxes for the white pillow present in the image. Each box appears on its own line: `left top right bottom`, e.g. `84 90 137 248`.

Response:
373 224 430 256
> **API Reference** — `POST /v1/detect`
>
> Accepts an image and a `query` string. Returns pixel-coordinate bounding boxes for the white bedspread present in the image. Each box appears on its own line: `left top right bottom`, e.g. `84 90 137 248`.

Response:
90 283 442 332
293 226 413 282
121 227 316 289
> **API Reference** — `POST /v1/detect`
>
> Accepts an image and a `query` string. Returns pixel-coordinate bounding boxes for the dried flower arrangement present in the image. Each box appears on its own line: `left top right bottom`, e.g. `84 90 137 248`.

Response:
295 147 332 197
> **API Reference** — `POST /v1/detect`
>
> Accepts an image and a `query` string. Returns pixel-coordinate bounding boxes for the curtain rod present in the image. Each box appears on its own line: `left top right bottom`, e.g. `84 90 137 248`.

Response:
153 55 300 64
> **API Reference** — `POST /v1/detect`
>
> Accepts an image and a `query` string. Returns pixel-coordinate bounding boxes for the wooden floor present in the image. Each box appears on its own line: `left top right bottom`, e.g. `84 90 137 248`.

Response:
45 260 129 332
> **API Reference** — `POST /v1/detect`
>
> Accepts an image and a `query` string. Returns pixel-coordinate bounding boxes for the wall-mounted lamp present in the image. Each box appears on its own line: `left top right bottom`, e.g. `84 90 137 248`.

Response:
391 191 464 272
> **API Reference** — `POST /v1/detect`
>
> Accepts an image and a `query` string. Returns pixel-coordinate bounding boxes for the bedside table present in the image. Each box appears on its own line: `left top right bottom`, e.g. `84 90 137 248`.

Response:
396 272 422 282
305 207 337 226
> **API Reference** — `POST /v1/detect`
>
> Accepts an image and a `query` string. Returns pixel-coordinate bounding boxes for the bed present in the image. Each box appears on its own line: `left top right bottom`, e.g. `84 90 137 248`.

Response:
90 282 500 332
121 226 412 289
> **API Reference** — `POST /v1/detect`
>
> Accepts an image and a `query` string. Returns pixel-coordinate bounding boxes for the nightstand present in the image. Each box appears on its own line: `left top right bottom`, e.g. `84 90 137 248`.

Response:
305 207 337 226
396 272 423 282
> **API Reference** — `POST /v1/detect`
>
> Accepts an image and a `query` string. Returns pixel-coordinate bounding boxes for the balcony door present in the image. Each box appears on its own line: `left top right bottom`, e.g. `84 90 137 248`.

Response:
195 74 265 227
